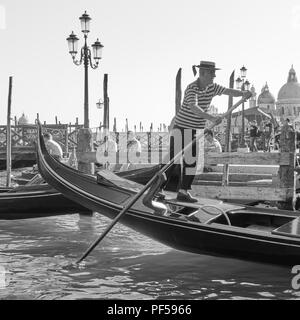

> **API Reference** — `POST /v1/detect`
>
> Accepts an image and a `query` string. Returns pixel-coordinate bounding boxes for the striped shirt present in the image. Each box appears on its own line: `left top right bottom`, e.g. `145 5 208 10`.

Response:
174 81 226 129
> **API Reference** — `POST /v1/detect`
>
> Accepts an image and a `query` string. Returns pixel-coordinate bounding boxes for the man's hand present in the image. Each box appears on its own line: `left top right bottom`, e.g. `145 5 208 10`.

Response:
242 90 252 100
211 116 223 126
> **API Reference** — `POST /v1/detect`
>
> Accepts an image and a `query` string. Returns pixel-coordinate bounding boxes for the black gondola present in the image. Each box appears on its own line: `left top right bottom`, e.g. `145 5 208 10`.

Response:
0 183 91 219
36 122 300 266
0 158 164 220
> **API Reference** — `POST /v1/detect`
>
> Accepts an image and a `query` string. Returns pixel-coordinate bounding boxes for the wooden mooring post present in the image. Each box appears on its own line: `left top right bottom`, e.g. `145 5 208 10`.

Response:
103 74 109 134
6 76 13 187
277 124 297 210
159 135 163 164
113 117 117 132
175 68 182 114
222 71 234 187
147 132 151 163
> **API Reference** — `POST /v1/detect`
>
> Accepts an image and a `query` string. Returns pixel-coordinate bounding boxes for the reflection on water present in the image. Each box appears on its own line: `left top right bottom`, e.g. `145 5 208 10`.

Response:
0 212 299 300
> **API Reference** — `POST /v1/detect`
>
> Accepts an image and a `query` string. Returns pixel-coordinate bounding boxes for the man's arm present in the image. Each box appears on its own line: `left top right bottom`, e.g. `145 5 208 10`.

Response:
223 88 252 99
188 86 252 125
189 104 217 122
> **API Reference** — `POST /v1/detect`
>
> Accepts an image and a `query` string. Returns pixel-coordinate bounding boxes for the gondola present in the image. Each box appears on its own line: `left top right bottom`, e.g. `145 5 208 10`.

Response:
36 122 300 266
0 186 13 193
0 162 161 220
0 182 91 220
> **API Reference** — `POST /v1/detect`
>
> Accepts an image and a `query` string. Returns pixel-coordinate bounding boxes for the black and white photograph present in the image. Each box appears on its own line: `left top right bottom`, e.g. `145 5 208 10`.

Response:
1 0 300 304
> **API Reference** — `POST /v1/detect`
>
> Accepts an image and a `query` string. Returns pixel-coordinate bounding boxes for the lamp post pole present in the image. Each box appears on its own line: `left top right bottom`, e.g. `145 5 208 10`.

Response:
67 11 104 128
67 11 104 173
83 36 89 128
236 66 250 148
241 82 246 148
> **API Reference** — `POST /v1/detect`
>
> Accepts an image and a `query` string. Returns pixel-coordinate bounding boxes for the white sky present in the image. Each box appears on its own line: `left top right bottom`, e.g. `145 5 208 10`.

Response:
1 0 300 131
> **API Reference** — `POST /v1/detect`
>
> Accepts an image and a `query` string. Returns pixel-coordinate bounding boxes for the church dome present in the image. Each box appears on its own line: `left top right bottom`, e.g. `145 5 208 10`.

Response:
257 83 275 104
250 85 256 97
18 113 29 125
277 65 300 102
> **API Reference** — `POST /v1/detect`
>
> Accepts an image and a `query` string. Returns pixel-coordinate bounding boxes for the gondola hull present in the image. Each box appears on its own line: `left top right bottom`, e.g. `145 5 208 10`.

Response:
0 164 163 220
36 123 300 266
0 183 91 219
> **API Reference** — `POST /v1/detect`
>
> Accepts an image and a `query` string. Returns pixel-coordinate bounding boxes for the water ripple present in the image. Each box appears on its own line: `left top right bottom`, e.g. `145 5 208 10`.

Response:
0 213 297 299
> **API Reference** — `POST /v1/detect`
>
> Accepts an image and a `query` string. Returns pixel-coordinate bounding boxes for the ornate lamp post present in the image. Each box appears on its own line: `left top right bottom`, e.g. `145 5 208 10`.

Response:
236 66 250 148
67 11 104 128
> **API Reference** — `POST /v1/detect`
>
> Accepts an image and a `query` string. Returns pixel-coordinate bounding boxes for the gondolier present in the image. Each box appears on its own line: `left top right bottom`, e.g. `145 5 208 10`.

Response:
166 60 252 202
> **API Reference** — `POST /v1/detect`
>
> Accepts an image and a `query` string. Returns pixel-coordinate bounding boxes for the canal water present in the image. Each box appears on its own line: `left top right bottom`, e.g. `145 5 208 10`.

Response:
0 212 299 300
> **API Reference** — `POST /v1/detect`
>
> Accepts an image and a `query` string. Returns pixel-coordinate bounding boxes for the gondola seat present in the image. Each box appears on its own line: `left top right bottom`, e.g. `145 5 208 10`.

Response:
271 217 300 239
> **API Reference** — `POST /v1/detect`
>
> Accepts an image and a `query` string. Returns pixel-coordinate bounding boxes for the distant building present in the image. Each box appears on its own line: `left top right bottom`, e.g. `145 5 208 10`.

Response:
249 85 257 109
18 113 29 125
276 65 300 123
211 65 300 149
257 82 276 113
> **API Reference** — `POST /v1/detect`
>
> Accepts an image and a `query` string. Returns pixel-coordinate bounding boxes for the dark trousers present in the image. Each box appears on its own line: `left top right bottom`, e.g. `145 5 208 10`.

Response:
164 126 198 191
249 137 257 152
264 133 271 151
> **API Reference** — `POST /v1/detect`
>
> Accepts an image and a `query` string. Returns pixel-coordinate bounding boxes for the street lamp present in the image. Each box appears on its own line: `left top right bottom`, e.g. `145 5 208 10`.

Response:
96 98 104 110
236 66 250 148
67 11 104 128
96 98 104 129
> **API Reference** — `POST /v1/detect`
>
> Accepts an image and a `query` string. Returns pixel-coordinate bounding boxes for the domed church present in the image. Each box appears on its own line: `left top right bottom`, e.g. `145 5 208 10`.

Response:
276 65 300 122
257 82 276 112
229 65 300 137
18 113 29 125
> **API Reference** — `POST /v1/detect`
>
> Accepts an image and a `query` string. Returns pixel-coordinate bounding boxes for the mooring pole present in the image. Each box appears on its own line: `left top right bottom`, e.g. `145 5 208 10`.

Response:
103 74 109 169
125 118 128 132
6 76 13 187
175 68 182 114
222 71 235 187
113 117 117 132
103 74 109 136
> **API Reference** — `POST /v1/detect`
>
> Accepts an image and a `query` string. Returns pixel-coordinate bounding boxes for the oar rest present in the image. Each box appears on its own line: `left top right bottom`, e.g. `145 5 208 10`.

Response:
271 217 300 239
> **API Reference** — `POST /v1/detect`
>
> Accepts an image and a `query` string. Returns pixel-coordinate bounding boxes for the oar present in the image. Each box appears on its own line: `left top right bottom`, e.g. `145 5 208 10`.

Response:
76 96 249 264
